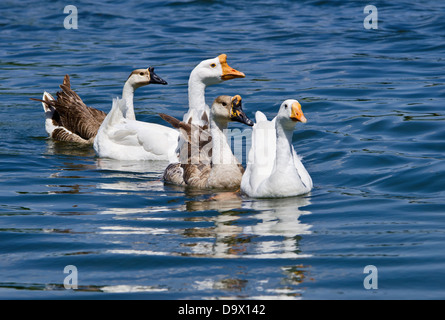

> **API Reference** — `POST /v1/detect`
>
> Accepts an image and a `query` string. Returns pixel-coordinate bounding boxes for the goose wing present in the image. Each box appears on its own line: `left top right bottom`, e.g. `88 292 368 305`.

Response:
131 120 179 157
33 75 106 140
291 146 313 190
60 75 107 123
159 112 212 163
182 162 211 188
242 111 276 195
159 112 212 187
54 75 106 139
250 112 276 181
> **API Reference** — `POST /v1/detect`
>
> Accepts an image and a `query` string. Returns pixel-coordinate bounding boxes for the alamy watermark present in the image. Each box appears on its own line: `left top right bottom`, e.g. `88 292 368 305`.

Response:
175 127 253 165
363 5 378 30
63 265 78 289
63 5 78 29
363 265 378 289
62 5 378 31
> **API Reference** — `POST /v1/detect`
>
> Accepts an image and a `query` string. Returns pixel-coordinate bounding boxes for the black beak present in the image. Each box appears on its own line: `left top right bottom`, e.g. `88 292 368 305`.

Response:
148 67 168 85
230 95 254 126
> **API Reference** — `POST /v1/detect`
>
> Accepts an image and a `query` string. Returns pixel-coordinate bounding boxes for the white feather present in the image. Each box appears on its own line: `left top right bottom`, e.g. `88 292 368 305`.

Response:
241 100 312 198
94 98 179 162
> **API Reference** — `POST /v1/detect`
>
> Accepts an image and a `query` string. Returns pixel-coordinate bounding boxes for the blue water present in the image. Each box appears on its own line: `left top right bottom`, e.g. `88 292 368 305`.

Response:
1 0 444 300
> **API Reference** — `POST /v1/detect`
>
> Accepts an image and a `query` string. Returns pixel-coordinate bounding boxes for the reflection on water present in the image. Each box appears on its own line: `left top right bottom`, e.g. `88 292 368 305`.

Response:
45 140 96 158
0 282 168 294
95 158 170 173
243 196 312 237
95 159 172 193
98 192 313 298
96 179 165 193
192 265 308 300
100 190 312 260
43 132 313 297
101 285 168 293
191 196 312 259
185 191 243 212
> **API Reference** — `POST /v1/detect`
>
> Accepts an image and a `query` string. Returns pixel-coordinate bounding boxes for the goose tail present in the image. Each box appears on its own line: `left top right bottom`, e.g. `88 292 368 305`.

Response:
31 92 93 144
30 92 61 136
31 75 103 144
41 91 55 114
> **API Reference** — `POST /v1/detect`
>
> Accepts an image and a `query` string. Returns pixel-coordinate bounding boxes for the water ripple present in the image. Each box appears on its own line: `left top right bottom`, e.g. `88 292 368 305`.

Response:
1 0 445 299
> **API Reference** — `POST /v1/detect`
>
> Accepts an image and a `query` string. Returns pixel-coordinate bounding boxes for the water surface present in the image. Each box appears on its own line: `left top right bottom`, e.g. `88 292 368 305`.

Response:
1 0 444 299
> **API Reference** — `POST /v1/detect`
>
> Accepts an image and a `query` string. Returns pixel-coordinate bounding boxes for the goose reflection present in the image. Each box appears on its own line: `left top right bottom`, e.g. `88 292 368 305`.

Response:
94 158 169 192
184 194 312 259
45 140 96 158
98 190 313 298
242 196 312 238
186 193 313 298
95 158 169 173
44 144 97 194
99 190 312 260
184 190 243 212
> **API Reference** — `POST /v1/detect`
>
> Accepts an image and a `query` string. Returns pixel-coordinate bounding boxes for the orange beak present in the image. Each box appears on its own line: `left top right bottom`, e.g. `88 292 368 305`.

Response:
290 101 307 123
219 54 246 80
231 95 242 102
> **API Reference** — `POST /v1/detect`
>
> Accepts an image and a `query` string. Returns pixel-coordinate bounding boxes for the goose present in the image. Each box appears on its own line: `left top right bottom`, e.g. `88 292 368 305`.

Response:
93 97 179 161
32 67 167 144
174 54 245 160
240 99 313 198
160 95 253 190
183 54 245 126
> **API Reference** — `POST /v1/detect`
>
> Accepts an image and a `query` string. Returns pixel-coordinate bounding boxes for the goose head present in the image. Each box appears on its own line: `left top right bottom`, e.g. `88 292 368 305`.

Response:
276 99 307 129
126 67 168 89
190 54 245 86
211 95 254 126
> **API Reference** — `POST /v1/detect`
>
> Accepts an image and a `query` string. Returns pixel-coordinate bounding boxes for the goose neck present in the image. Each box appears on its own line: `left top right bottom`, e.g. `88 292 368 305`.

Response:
274 122 295 168
210 118 234 166
188 75 207 112
122 81 136 120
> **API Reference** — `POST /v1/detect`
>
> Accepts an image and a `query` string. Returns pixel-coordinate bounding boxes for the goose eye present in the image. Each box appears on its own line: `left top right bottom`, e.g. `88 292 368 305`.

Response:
139 72 144 76
284 104 288 109
222 102 227 106
210 63 216 68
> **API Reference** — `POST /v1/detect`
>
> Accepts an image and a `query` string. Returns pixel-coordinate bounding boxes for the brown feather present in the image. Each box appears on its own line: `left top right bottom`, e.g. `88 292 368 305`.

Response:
163 163 185 185
63 74 70 88
51 76 106 140
161 95 245 190
51 128 93 144
32 74 107 143
158 113 182 129
160 112 213 188
183 163 211 188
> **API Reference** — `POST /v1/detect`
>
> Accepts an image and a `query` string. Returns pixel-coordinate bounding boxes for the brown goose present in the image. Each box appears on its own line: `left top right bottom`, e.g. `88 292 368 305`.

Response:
32 67 167 144
160 95 253 190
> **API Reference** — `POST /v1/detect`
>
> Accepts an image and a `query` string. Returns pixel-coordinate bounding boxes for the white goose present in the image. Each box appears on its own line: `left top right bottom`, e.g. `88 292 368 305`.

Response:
94 97 179 161
241 100 313 198
183 54 245 126
32 67 167 144
93 54 245 161
161 95 253 189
